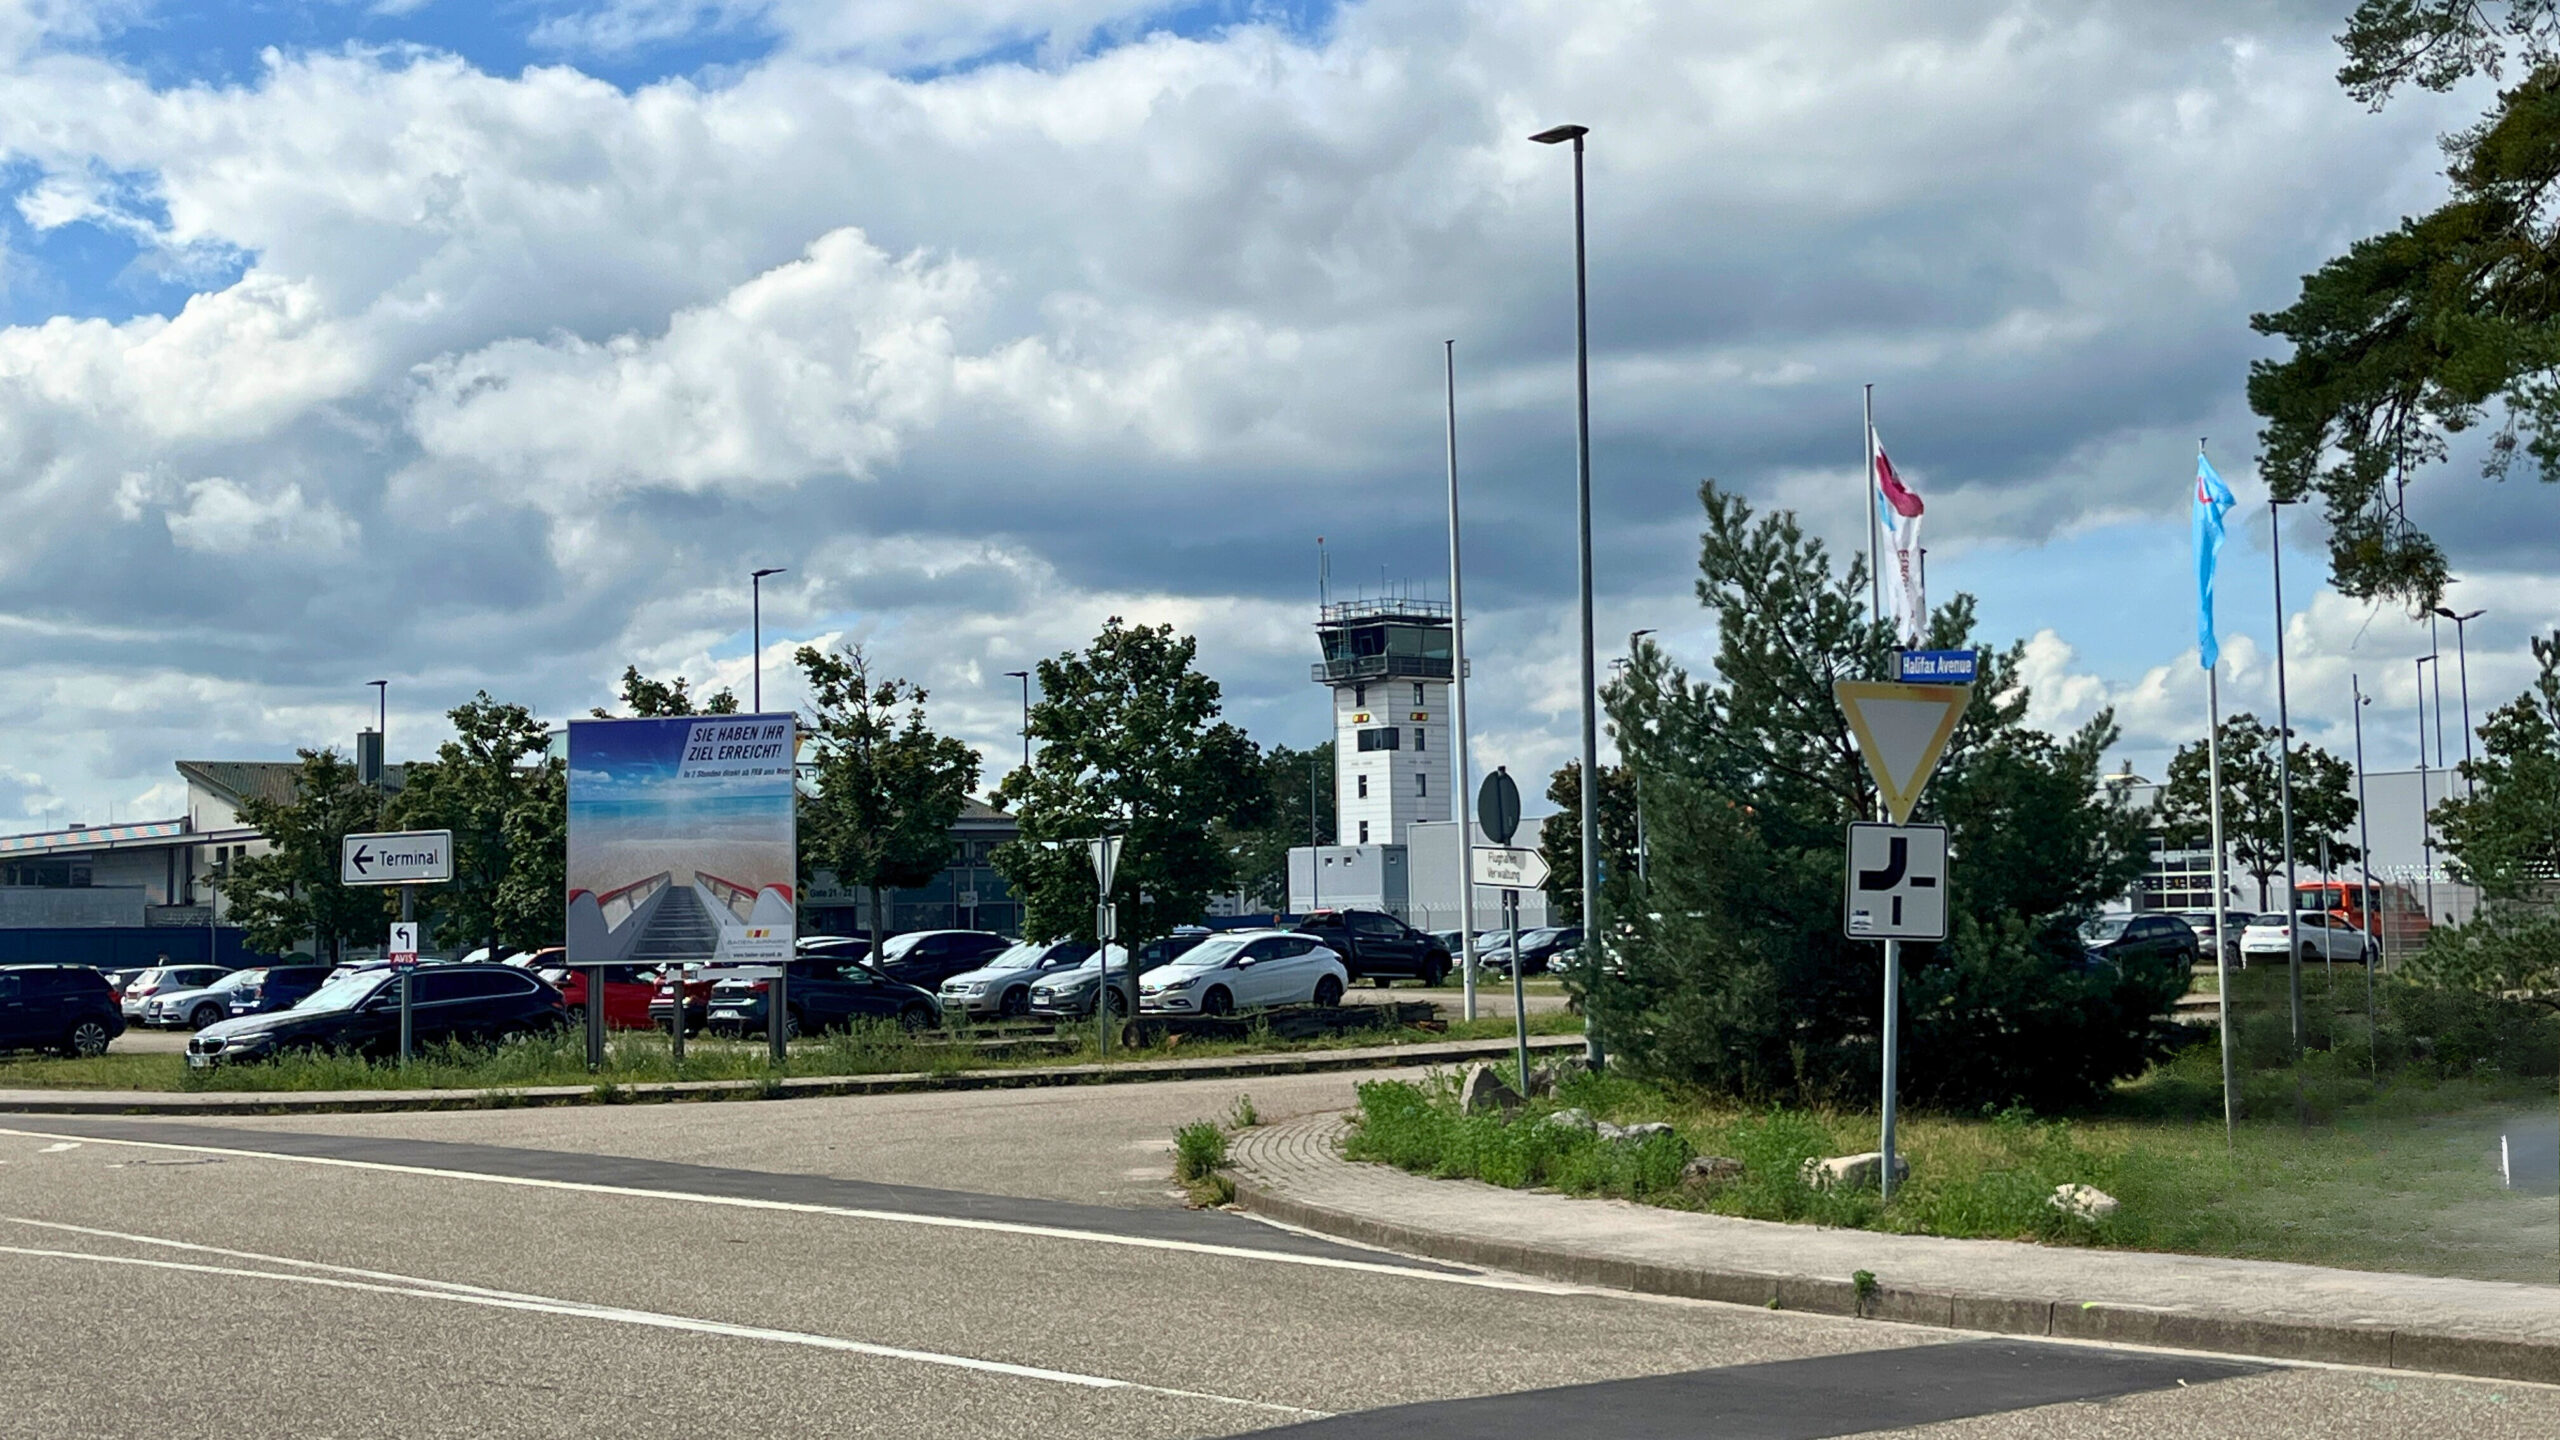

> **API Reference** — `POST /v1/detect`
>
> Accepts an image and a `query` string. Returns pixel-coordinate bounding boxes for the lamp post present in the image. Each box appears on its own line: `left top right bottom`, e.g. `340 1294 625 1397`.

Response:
2269 499 2302 1054
2352 675 2378 1065
2415 654 2437 923
1624 629 1656 887
1004 670 1031 772
2432 606 2484 774
1444 339 1482 1021
751 568 786 711
1529 119 1602 1067
367 679 388 806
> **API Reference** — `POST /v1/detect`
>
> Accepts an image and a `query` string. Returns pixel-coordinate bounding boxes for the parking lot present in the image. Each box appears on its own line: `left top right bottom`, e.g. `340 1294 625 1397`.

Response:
3 1070 2552 1438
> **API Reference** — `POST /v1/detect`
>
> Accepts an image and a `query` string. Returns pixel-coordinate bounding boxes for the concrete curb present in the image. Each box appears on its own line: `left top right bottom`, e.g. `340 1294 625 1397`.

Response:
0 1034 1585 1118
1230 1133 2560 1388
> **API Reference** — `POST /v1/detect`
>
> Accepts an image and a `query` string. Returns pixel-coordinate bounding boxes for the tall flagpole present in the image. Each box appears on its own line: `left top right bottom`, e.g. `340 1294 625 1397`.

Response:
1444 340 1482 1023
1864 385 1881 625
2203 440 2236 1148
2272 499 2303 1054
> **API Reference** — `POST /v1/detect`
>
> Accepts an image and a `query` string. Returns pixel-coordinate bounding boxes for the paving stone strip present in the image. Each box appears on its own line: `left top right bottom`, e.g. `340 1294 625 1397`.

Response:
1229 1113 2560 1387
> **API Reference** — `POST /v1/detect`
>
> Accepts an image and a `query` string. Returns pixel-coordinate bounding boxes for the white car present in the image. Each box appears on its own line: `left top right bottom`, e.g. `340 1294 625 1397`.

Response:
120 964 231 1021
144 967 265 1029
1138 930 1348 1017
2240 910 2374 965
939 940 1100 1020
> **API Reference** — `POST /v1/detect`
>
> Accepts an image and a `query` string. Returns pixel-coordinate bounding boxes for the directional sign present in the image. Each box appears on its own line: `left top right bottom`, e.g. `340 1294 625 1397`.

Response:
1833 681 1971 824
1893 649 1979 685
1477 769 1522 846
1470 845 1550 890
341 830 454 887
1089 835 1124 897
387 922 420 973
1843 822 1948 941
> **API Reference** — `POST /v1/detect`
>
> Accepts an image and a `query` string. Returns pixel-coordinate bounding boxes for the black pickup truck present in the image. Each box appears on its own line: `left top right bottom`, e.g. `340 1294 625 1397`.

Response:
1286 910 1450 988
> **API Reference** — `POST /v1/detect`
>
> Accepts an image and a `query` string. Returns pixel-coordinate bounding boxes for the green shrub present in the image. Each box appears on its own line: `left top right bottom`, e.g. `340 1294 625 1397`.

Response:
1173 1120 1229 1182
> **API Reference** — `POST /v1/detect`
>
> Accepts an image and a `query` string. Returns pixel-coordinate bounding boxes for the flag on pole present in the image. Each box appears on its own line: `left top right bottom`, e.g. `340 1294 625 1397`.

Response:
2192 452 2236 669
1872 432 1926 646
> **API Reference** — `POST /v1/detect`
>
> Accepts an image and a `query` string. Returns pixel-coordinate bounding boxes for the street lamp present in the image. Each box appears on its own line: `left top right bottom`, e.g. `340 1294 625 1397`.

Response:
751 568 786 711
1626 629 1656 887
1004 671 1031 772
2415 654 2437 923
2268 498 2302 1054
2431 607 2484 772
1529 119 1602 1067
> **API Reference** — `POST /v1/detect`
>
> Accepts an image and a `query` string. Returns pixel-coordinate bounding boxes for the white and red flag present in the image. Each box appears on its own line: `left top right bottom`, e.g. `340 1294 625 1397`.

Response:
1872 432 1926 646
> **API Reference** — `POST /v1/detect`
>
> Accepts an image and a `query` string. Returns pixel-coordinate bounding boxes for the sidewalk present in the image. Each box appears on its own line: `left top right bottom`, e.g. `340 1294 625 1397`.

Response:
1230 1113 2560 1386
0 1034 1583 1116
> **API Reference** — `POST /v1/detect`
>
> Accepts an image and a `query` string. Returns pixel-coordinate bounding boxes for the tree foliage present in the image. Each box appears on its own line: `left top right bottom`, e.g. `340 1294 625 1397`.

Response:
2433 629 2560 898
1584 484 2172 1111
2154 713 2363 911
795 645 981 951
992 618 1268 942
1222 740 1334 912
222 749 388 961
591 665 738 718
389 693 563 956
1536 761 1639 926
2249 2 2560 608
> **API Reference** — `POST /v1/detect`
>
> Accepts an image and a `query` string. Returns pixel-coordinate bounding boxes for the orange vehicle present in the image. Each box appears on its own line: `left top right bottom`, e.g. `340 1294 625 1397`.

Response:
2293 880 2430 954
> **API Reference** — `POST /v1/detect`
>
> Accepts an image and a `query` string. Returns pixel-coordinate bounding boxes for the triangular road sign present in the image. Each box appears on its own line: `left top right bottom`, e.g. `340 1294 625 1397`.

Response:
1834 680 1972 824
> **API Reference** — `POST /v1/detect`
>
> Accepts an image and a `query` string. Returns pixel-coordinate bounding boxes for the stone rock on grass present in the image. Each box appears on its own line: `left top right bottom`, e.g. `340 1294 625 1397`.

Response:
1543 1107 1598 1133
2049 1183 2119 1221
1458 1063 1522 1117
1594 1121 1627 1141
1800 1151 1909 1192
1619 1122 1677 1142
1681 1155 1745 1186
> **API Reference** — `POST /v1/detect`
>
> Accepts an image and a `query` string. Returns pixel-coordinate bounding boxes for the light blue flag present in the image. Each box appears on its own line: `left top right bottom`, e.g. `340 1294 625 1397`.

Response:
2192 453 2236 669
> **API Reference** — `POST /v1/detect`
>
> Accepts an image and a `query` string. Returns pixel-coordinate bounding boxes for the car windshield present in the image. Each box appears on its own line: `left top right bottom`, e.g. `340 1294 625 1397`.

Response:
877 934 928 961
210 969 263 992
982 942 1046 971
1166 935 1253 970
294 971 388 1013
2080 917 2130 944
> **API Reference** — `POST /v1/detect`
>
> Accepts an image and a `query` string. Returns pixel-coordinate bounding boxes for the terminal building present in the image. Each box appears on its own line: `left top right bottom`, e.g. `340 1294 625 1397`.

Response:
1285 597 1551 933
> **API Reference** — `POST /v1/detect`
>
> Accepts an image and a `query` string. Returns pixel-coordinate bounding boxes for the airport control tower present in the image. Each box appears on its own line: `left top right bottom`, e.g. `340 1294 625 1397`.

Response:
1312 598 1453 848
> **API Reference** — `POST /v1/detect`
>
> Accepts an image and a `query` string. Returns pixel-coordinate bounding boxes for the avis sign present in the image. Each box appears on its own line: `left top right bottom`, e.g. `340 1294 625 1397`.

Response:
1843 823 1948 941
341 830 455 887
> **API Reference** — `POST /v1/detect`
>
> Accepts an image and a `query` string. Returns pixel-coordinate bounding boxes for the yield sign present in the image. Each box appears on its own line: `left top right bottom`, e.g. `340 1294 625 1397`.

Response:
1833 680 1972 824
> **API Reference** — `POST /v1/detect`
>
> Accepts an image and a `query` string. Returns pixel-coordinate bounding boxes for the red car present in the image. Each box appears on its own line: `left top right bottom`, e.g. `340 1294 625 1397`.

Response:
539 963 664 1030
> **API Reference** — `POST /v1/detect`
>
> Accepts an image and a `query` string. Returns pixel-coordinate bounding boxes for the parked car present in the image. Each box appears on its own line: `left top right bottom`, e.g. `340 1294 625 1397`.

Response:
795 935 871 958
145 967 268 1029
2241 911 2375 966
104 967 148 1004
1138 930 1348 1016
648 963 731 1035
1286 910 1449 987
2079 913 2199 969
119 964 231 1021
2174 911 2258 967
1479 926 1584 978
0 965 125 1057
540 963 664 1030
701 958 939 1036
224 964 334 1020
938 939 1098 1020
868 930 1013 990
1029 945 1159 1019
186 964 567 1066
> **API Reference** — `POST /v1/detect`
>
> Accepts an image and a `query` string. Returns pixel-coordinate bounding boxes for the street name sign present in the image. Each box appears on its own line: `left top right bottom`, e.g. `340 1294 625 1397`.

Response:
1470 845 1550 890
1843 822 1948 941
1833 681 1972 824
341 830 454 887
1893 649 1978 685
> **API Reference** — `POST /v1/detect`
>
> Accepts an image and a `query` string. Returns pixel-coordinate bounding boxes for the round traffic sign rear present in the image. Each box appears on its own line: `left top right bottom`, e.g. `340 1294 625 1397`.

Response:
1477 768 1522 845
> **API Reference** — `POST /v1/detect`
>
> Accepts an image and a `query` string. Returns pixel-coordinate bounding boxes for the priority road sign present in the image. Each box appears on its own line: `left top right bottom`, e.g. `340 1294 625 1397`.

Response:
1833 682 1971 824
1843 822 1948 941
341 830 454 887
1470 845 1550 890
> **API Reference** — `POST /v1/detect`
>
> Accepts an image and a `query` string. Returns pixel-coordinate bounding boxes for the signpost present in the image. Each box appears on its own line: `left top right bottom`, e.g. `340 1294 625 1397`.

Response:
1834 680 1971 1202
1091 836 1125 1057
344 830 450 1067
1472 769 1539 1086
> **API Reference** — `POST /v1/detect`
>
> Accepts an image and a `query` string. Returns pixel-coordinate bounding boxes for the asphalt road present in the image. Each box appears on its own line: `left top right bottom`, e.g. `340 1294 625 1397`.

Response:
1 1071 2552 1439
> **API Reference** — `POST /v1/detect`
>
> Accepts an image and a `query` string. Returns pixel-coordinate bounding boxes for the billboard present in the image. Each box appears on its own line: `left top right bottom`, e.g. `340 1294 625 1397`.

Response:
565 714 797 965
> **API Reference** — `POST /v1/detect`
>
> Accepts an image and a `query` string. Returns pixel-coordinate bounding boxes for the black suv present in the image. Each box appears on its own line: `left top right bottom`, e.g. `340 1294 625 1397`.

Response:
1287 910 1450 987
187 964 567 1066
2080 913 2200 970
0 966 124 1057
225 964 334 1020
702 958 940 1036
868 930 1012 990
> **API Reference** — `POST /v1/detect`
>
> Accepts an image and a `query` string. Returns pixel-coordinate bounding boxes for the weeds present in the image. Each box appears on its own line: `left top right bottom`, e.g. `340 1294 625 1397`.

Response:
1173 1120 1229 1182
1229 1093 1261 1129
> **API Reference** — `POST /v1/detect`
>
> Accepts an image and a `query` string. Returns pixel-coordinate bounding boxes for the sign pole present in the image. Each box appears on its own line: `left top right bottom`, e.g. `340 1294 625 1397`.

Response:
768 949 789 1067
398 884 414 1067
1880 935 1899 1202
1096 902 1115 1060
585 965 606 1071
1506 888 1527 1089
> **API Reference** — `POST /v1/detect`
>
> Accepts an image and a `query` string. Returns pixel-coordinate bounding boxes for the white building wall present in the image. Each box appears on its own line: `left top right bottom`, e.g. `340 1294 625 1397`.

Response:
1333 679 1451 848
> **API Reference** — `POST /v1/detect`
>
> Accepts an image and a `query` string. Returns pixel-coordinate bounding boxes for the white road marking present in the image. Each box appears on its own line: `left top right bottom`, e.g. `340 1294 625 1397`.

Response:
0 1231 1326 1420
35 1142 77 1153
0 1125 1583 1297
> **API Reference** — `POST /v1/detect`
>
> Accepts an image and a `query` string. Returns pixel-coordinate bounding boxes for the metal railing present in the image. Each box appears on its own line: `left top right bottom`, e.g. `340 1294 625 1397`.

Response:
1309 655 1456 684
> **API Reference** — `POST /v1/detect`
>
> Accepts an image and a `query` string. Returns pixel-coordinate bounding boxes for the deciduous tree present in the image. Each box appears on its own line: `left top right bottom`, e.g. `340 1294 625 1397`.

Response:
222 749 387 962
2154 714 2362 912
390 694 562 958
796 645 981 957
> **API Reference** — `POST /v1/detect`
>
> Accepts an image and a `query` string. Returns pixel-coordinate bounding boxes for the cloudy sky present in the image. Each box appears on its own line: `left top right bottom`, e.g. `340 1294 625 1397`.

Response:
0 0 2551 832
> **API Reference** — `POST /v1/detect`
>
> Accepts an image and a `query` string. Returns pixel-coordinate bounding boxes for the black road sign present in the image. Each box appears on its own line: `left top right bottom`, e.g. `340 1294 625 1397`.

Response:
1478 768 1522 846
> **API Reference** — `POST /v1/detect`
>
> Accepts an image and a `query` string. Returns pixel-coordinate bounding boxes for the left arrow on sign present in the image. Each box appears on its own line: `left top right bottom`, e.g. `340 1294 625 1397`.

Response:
351 846 373 875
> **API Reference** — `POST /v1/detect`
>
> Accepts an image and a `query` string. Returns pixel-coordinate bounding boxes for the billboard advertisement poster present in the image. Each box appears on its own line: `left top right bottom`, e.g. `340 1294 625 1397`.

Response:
565 714 797 966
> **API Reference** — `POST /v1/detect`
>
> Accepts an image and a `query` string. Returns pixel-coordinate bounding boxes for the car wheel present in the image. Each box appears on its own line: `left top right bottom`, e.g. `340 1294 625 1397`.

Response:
1000 987 1030 1019
1201 987 1234 1017
63 1019 112 1058
190 1004 226 1031
1370 976 1392 989
2301 944 2319 964
897 1004 935 1032
783 1010 806 1040
1103 987 1130 1018
1312 975 1343 1008
1424 958 1448 988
